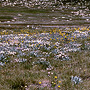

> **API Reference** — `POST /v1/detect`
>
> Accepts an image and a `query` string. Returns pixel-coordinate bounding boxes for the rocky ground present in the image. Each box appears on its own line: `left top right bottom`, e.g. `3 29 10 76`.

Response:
0 4 90 29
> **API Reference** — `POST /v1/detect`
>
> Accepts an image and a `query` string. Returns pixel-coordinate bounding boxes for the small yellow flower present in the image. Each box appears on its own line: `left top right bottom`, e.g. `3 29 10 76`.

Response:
59 32 61 35
58 85 60 88
87 28 89 31
58 81 61 83
65 36 67 38
55 76 57 79
50 32 52 34
54 46 56 48
54 83 56 85
39 82 41 84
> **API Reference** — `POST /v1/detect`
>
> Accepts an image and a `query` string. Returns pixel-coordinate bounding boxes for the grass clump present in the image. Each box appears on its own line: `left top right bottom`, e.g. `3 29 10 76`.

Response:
32 58 51 69
8 77 26 90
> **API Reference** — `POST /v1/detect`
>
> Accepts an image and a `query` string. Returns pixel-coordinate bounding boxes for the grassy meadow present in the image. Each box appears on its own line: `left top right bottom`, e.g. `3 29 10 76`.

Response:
0 27 90 90
0 4 90 90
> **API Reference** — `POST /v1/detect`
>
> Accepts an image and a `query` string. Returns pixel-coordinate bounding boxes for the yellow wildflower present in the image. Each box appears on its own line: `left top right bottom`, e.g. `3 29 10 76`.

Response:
39 82 41 84
55 76 57 79
58 85 60 88
50 32 52 34
58 81 61 83
65 36 67 38
54 83 56 85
